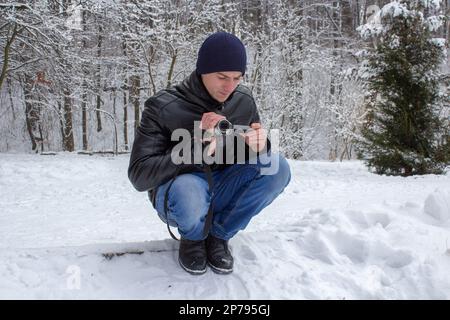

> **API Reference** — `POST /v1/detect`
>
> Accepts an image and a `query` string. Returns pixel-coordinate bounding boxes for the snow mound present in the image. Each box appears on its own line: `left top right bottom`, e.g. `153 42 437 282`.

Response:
424 189 450 222
1 228 450 299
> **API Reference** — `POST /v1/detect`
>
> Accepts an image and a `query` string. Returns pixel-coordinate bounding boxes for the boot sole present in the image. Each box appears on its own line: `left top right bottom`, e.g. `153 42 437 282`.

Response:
208 262 233 275
178 258 207 275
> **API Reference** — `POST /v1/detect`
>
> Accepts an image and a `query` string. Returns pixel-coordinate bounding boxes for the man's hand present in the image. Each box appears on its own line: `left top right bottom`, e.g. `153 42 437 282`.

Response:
241 123 267 153
199 112 226 130
199 112 226 156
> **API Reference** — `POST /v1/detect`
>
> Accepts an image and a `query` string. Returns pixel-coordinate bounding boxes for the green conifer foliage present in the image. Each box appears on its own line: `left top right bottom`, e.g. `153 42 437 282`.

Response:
358 1 449 176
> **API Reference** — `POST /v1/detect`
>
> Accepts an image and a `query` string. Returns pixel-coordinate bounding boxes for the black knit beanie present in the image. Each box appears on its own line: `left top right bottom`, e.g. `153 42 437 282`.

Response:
196 32 247 75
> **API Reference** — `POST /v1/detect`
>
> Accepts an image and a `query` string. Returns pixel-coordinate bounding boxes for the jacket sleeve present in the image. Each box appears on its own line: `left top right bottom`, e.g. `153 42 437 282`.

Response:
128 100 189 192
250 98 271 154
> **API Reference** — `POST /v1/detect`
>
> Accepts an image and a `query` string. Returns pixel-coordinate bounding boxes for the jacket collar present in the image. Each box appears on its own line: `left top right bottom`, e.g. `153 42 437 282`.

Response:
175 71 234 111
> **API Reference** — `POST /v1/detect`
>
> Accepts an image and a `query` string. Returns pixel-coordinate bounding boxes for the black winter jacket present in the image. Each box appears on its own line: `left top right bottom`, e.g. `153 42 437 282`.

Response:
128 71 263 197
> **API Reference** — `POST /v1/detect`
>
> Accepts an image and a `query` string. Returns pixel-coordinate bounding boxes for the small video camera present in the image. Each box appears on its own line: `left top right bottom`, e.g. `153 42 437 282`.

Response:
214 119 250 136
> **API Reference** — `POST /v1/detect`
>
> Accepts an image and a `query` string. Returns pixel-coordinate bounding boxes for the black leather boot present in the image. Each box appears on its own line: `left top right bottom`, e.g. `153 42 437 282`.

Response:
178 238 207 275
206 235 234 274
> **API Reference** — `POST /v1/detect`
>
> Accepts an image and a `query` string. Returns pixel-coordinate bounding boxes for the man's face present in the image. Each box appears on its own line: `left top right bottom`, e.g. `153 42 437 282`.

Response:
201 71 243 103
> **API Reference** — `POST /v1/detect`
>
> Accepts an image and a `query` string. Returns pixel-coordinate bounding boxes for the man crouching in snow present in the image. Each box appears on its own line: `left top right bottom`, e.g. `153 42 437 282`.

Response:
128 32 291 275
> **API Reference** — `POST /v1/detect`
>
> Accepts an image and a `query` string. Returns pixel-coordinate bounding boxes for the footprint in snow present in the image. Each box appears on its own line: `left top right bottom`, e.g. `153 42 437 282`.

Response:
345 210 391 230
239 244 258 261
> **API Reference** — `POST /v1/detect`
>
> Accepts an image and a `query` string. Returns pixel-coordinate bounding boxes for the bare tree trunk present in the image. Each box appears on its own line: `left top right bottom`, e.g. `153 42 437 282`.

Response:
81 8 89 150
147 46 156 96
444 0 450 45
361 0 368 24
7 77 16 121
57 101 65 150
96 24 103 132
112 89 117 116
121 23 129 151
128 73 140 133
24 98 37 152
166 50 177 89
123 23 139 138
286 1 304 159
123 86 129 151
37 111 44 153
62 89 75 152
328 1 343 161
21 74 38 152
0 23 20 91
355 0 361 28
341 0 354 38
81 84 88 150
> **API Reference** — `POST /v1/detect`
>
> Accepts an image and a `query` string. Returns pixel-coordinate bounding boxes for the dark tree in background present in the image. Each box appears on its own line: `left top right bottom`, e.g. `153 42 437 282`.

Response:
358 0 449 176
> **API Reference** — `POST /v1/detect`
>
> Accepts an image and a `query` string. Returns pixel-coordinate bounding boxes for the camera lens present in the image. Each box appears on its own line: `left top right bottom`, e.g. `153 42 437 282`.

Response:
217 119 232 133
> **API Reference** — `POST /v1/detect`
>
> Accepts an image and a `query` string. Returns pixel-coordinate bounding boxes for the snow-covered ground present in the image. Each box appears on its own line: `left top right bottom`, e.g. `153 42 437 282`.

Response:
0 153 449 299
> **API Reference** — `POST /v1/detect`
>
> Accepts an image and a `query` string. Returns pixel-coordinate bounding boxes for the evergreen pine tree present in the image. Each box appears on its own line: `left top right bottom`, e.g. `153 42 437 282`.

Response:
357 0 449 176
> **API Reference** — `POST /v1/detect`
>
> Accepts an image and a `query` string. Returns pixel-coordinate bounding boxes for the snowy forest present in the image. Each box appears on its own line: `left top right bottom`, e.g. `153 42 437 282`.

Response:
1 0 449 162
2 1 450 299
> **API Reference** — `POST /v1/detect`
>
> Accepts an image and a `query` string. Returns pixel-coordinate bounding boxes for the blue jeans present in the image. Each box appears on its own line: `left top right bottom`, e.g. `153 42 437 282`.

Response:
153 153 291 240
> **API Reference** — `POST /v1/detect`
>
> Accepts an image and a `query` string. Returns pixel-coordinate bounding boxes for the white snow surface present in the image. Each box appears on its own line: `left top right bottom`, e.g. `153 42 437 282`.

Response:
1 153 450 299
